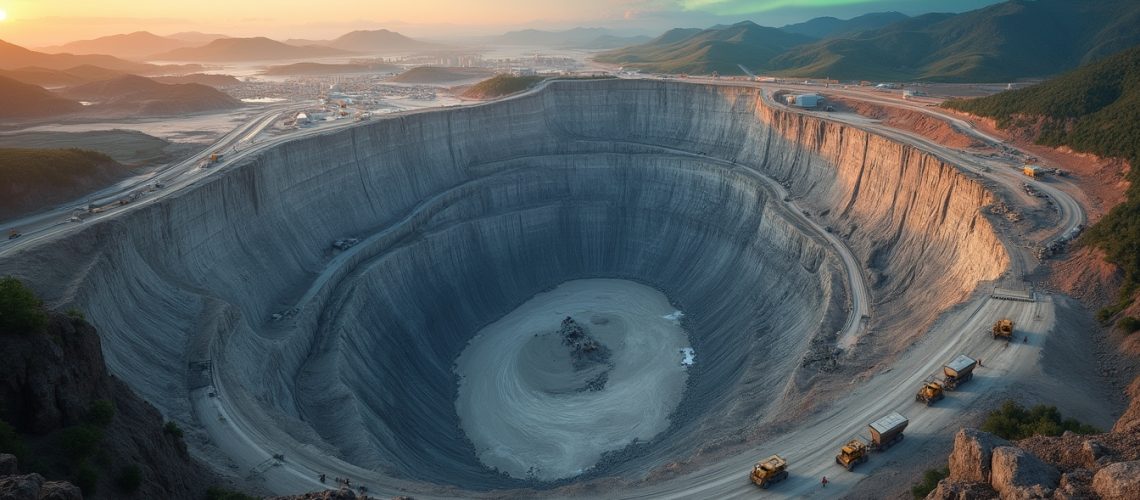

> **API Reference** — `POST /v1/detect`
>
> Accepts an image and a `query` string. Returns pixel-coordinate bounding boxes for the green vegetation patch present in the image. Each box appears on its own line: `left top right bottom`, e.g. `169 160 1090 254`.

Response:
0 148 120 184
943 46 1140 316
981 400 1099 440
911 467 949 499
0 276 48 335
462 75 546 99
0 130 168 165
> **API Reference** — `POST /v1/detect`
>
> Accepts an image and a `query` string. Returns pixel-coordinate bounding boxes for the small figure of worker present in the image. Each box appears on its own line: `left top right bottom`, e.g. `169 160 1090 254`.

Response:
319 473 325 483
822 476 829 488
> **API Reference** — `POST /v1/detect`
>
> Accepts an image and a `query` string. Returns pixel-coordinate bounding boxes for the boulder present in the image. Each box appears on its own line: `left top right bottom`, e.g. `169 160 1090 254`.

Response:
924 478 998 500
1054 469 1095 500
37 481 81 500
1092 461 1140 500
1081 439 1109 466
949 428 1011 483
0 454 16 476
1112 377 1140 433
0 473 44 500
989 446 1059 499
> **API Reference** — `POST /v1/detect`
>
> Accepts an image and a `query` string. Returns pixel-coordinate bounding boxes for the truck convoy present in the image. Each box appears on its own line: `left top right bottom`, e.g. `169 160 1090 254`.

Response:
916 354 978 403
835 412 909 471
750 455 789 488
992 319 1014 340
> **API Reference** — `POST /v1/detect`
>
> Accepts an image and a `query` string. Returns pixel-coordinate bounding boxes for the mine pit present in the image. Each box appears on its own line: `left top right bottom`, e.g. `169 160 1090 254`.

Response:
0 79 1010 495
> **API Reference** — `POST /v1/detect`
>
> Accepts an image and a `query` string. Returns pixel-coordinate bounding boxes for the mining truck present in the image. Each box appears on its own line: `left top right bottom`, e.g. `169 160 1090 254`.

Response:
835 439 868 471
942 354 977 390
992 319 1014 340
750 454 789 488
835 412 909 471
915 376 945 405
869 412 908 450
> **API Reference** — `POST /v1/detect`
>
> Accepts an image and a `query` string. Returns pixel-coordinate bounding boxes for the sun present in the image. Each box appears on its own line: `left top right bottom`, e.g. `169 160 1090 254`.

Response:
0 10 7 22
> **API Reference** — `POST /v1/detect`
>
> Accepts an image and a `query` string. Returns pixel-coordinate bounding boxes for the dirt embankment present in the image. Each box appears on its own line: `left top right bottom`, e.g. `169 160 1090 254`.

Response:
829 96 985 150
946 111 1130 224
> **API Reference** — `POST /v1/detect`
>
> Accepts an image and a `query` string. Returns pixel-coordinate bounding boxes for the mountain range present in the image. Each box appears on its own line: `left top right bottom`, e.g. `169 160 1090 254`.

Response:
598 0 1140 82
38 32 195 60
594 21 813 75
490 27 650 49
0 76 85 119
60 74 243 116
0 40 161 73
151 37 354 62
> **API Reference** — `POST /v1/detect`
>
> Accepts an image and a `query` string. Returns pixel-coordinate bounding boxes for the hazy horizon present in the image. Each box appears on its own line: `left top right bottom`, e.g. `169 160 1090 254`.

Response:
0 0 1002 48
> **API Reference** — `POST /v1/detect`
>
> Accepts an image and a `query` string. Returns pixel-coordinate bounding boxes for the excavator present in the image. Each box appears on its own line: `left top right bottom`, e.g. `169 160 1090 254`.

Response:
750 454 789 488
992 319 1014 340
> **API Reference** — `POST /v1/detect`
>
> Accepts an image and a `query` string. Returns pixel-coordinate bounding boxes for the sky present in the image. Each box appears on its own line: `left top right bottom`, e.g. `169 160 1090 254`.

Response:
0 0 1004 47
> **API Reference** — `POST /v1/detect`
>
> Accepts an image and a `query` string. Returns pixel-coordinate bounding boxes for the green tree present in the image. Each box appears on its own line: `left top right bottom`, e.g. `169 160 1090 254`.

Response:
115 464 142 494
911 467 949 498
0 276 47 334
981 400 1099 440
86 400 115 427
0 419 28 461
58 425 103 461
74 462 98 495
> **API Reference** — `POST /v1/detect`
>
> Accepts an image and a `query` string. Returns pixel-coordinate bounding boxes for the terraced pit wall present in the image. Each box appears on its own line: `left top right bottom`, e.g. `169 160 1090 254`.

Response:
0 79 1007 490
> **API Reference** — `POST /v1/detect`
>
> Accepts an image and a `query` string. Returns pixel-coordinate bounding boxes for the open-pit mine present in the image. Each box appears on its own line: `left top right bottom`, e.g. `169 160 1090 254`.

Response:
3 79 1058 498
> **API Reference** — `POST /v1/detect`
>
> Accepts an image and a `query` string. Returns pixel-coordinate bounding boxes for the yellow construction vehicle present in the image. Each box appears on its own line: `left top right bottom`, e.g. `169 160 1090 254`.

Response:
750 454 789 488
915 376 944 405
835 439 868 471
992 319 1014 340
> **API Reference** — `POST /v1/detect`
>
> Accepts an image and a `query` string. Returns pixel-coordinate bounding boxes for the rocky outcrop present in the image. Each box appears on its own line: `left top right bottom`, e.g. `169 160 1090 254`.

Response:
1091 461 1140 500
0 454 16 476
268 489 373 500
0 315 111 434
0 313 218 500
949 429 1011 483
927 479 997 500
927 377 1140 500
0 472 81 500
989 446 1059 499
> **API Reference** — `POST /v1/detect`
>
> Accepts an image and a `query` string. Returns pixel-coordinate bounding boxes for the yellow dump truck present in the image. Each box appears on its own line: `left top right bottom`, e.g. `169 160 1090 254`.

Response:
750 454 789 489
992 319 1014 340
915 376 944 405
942 354 977 390
835 439 868 471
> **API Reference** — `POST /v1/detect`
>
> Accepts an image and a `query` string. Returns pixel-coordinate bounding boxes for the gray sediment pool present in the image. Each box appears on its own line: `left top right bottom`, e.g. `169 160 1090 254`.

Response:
455 279 690 481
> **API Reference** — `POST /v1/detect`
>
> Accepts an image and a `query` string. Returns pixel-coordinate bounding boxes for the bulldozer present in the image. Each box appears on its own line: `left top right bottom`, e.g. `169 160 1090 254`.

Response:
915 376 944 405
835 439 868 471
750 454 789 488
992 319 1014 340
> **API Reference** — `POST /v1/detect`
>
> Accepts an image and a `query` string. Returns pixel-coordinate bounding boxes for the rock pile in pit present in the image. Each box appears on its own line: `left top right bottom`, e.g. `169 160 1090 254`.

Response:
926 376 1140 500
559 316 614 390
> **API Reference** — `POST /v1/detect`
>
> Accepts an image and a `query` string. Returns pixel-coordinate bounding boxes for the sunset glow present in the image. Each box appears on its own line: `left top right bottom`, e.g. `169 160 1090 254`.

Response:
0 0 1003 47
